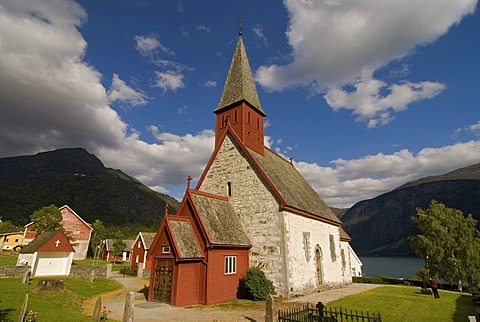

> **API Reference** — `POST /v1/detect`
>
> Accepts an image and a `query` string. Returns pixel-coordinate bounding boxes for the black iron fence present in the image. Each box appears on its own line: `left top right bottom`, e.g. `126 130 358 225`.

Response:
278 302 381 322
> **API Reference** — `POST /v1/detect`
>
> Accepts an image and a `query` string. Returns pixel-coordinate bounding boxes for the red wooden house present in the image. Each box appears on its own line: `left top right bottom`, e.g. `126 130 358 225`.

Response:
148 188 251 306
130 232 156 272
23 205 92 260
101 239 134 262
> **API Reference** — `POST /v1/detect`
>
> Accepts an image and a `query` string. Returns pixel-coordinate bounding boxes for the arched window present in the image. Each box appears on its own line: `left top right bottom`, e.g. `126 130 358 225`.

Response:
226 181 232 197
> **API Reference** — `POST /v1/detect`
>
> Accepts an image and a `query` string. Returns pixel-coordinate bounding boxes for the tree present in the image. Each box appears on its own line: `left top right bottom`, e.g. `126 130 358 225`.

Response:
0 220 20 233
90 219 107 258
112 239 127 263
30 205 63 234
409 200 480 288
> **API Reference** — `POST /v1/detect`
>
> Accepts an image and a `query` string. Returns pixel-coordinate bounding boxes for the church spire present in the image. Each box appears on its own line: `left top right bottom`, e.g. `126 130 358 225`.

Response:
214 33 265 116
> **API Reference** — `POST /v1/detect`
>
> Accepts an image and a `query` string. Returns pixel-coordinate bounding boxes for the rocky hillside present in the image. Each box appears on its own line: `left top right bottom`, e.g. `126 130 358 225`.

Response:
342 163 480 256
0 148 179 227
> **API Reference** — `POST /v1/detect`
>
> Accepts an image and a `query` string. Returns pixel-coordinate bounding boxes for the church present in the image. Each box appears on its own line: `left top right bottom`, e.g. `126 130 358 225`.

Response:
147 32 362 306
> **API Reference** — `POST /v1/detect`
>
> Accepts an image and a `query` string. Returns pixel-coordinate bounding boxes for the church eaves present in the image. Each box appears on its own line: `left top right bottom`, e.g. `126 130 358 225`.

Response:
214 35 265 116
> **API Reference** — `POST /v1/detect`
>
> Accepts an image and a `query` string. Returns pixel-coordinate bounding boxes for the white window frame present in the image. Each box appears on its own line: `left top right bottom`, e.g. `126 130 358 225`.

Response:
224 255 237 275
162 246 170 254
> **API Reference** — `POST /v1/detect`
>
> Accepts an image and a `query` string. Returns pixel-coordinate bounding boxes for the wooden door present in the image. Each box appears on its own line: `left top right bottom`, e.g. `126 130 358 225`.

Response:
153 259 174 303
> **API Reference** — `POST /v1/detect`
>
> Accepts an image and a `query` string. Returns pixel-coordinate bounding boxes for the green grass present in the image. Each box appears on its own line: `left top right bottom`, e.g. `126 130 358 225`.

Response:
73 259 130 271
327 285 476 322
0 277 119 321
0 252 18 265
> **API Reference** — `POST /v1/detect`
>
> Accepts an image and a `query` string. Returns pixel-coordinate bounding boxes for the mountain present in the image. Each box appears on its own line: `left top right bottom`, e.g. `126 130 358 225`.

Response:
330 207 349 219
341 163 480 256
0 148 179 227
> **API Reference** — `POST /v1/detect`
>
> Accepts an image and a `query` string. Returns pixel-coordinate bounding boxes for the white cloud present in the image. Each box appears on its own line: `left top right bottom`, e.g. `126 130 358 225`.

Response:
256 0 476 125
295 140 480 208
178 105 187 114
470 121 480 133
154 71 184 92
252 24 267 46
134 34 174 56
196 24 210 33
107 74 148 107
204 80 217 88
324 73 445 127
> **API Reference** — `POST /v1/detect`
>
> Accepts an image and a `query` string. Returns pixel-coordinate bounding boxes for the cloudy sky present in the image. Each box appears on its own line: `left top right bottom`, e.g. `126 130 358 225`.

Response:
1 0 479 208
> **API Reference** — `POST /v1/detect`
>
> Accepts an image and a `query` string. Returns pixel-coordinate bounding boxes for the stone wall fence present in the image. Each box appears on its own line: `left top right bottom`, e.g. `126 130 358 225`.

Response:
0 265 107 279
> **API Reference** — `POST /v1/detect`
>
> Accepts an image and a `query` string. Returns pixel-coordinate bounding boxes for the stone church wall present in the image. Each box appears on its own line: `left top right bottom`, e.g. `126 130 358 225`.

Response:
199 135 289 295
284 212 347 295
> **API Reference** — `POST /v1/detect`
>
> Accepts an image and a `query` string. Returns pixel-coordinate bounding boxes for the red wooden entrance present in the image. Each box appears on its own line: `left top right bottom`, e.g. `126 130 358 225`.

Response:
153 259 174 303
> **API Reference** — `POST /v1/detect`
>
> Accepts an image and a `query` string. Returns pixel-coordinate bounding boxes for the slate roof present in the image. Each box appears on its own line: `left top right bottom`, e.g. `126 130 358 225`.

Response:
339 227 352 241
105 239 134 252
249 147 341 224
140 232 156 249
191 192 251 246
168 219 203 258
214 35 265 116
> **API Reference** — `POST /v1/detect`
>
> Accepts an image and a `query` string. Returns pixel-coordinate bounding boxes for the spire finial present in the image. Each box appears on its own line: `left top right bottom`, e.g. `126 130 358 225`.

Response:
239 16 243 36
164 203 169 216
187 175 192 189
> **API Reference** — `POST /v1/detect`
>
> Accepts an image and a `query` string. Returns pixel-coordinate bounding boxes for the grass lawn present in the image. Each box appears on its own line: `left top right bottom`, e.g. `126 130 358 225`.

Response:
0 252 18 265
73 259 130 271
327 285 476 322
0 277 119 321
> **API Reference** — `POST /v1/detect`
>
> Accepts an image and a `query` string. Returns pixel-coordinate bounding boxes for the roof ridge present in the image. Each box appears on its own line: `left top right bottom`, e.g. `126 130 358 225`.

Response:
191 189 229 201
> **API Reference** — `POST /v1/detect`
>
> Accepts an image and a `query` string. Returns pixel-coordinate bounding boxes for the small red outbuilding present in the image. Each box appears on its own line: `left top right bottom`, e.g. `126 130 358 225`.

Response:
148 189 251 306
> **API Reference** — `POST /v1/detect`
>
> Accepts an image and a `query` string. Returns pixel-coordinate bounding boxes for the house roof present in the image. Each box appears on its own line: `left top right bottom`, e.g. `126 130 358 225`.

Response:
167 219 203 258
20 230 74 253
249 147 341 224
214 35 265 116
339 227 352 241
191 192 251 247
104 239 134 252
139 232 156 249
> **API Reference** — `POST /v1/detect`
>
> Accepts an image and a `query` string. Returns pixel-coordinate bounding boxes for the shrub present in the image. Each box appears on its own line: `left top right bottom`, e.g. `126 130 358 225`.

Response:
243 267 275 301
119 267 136 276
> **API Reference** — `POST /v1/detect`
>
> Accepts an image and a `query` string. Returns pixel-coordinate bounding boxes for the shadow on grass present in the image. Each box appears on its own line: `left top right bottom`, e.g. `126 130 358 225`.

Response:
454 292 477 322
0 307 15 321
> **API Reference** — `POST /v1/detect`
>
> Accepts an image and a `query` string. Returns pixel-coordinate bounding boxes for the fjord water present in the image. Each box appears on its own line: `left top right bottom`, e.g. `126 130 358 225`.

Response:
360 257 425 278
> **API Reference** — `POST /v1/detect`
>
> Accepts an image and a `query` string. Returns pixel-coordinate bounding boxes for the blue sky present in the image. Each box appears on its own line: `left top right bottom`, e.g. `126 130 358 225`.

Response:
0 0 479 208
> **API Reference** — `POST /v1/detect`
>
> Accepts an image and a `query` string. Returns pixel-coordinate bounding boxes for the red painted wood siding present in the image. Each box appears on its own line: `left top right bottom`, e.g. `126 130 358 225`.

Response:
206 249 249 305
172 262 201 306
37 231 74 252
130 237 144 272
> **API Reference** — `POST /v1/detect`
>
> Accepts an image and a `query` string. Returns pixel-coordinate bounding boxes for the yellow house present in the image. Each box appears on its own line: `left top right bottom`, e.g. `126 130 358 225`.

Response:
1 232 24 251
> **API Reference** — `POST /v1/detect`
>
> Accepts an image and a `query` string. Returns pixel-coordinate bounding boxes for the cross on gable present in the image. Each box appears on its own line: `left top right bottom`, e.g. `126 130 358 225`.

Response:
55 240 60 247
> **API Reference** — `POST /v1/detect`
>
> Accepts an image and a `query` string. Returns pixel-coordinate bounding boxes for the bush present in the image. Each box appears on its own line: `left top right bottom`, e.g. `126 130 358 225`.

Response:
242 267 275 301
119 267 136 276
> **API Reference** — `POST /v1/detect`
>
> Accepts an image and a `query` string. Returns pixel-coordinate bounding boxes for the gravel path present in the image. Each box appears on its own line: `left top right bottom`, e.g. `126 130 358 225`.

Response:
84 276 381 322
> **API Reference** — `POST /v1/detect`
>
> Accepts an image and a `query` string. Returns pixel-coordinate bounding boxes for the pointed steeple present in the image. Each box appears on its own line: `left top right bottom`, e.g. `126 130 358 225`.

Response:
214 34 265 116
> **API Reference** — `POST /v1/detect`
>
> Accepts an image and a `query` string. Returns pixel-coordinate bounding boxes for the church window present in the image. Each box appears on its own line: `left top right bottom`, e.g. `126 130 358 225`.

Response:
329 234 337 262
221 115 225 128
248 112 251 123
224 255 237 274
226 181 232 197
341 249 346 269
302 232 311 262
162 246 170 254
257 118 259 129
234 110 238 123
